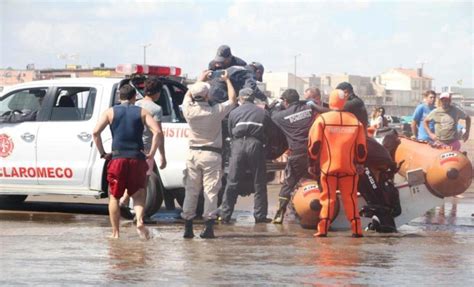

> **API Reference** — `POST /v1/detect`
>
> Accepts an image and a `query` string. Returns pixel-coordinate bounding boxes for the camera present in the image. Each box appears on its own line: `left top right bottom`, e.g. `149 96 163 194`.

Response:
209 70 225 79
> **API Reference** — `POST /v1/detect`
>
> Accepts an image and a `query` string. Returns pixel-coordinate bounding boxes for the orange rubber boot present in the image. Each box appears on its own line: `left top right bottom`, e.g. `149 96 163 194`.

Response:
351 218 363 238
314 218 329 237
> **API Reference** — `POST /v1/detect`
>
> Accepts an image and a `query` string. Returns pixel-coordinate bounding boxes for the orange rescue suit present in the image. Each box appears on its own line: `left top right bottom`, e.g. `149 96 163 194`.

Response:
308 109 367 236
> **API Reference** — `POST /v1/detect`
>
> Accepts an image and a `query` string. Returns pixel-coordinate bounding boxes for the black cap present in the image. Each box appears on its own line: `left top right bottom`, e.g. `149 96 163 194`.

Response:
249 62 264 81
214 45 232 62
280 89 300 103
336 82 353 92
239 88 255 102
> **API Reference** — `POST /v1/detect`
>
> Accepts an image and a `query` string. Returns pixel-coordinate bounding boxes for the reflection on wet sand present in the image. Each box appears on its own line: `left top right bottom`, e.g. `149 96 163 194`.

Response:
1 193 474 285
105 240 149 283
424 201 458 226
0 211 76 223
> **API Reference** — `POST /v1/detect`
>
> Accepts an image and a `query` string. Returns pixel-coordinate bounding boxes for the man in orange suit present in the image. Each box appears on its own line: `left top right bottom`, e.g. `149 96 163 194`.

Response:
308 89 367 237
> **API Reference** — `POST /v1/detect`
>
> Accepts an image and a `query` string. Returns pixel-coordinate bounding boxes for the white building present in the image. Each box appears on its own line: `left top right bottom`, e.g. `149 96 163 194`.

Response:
263 72 306 100
374 68 433 106
263 72 375 102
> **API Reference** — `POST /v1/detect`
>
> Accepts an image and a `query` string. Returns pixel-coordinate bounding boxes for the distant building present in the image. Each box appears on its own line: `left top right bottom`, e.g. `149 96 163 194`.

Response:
319 73 375 96
263 72 376 102
0 66 121 88
0 69 38 86
374 68 433 107
263 72 307 99
38 67 121 80
301 75 321 90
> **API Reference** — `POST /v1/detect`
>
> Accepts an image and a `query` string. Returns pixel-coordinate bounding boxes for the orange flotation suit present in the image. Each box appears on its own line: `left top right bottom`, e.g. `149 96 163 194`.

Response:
308 89 367 236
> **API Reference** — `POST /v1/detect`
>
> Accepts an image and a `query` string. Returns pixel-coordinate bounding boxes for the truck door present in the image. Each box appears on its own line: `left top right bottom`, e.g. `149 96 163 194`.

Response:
36 85 100 186
0 87 48 185
157 81 190 189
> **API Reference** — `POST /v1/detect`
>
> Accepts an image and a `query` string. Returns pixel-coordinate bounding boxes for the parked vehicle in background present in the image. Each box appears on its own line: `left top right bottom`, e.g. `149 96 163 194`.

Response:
385 115 412 137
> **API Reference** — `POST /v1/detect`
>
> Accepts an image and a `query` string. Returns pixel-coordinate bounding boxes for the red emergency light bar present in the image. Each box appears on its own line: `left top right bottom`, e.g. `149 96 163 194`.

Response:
116 64 182 77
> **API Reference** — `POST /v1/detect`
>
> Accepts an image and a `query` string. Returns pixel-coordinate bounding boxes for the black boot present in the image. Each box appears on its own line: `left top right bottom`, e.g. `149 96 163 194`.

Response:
272 198 289 224
200 219 216 239
183 220 194 239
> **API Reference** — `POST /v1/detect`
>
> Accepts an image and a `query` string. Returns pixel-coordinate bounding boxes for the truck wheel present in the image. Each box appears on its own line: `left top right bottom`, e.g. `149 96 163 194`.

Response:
173 188 185 207
0 195 28 204
144 172 164 217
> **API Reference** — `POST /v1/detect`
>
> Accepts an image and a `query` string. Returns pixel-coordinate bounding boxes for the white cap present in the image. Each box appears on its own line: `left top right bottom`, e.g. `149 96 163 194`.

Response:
439 92 450 99
190 82 210 101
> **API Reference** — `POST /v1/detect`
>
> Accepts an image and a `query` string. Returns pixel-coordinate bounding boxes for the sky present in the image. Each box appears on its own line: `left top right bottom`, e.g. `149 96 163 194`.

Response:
0 0 472 89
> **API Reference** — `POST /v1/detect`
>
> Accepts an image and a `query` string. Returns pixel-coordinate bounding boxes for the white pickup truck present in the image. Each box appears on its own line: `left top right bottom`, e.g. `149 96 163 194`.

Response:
0 65 190 215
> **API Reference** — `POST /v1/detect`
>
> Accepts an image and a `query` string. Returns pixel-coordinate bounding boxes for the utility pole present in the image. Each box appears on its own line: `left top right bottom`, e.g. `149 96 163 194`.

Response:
141 43 152 65
416 59 428 102
294 54 301 89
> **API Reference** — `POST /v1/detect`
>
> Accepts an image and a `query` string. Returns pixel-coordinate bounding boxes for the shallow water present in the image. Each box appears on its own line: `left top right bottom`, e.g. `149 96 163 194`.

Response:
1 193 473 285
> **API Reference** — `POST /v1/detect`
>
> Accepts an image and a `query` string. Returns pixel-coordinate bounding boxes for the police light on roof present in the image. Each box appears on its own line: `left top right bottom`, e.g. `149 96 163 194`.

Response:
115 64 181 76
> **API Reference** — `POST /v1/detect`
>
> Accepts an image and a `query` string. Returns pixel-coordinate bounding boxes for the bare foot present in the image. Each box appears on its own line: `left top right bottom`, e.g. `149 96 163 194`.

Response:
109 232 119 239
137 225 150 240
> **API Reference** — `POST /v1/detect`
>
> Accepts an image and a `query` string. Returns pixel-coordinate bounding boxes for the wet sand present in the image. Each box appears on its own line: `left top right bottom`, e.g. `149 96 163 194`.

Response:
1 185 473 285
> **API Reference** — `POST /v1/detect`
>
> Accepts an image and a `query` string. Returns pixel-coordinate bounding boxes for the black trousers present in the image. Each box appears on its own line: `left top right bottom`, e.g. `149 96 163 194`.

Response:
279 153 309 200
220 137 268 221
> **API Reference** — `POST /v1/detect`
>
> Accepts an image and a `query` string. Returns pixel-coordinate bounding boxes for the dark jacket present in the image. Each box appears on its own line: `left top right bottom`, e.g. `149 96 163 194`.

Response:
344 93 369 128
209 66 266 104
208 56 247 70
271 102 316 153
228 102 268 143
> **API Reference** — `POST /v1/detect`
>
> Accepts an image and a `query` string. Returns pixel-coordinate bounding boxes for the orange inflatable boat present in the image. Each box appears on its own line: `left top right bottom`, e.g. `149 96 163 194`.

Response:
292 136 472 230
395 137 472 197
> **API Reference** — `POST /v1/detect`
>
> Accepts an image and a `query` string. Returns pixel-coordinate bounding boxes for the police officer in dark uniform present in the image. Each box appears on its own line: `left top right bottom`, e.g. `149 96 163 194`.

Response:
271 89 322 224
208 45 247 71
219 88 271 223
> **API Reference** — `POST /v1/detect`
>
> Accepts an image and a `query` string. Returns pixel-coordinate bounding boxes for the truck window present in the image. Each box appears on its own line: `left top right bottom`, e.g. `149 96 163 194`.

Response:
0 88 48 122
49 87 96 121
156 86 171 117
167 82 187 123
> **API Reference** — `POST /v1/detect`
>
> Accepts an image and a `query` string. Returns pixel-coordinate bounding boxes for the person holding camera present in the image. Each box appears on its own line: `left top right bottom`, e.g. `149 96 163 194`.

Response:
181 70 237 239
219 88 272 224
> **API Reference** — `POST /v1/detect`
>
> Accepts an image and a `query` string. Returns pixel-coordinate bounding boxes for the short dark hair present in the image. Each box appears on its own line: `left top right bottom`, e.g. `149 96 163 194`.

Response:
144 76 163 96
239 88 255 103
281 89 300 104
424 90 436 98
119 84 136 101
378 106 385 116
305 87 321 98
336 82 353 92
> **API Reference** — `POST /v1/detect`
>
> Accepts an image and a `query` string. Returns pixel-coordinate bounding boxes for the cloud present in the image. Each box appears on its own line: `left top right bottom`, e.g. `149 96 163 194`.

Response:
1 0 472 88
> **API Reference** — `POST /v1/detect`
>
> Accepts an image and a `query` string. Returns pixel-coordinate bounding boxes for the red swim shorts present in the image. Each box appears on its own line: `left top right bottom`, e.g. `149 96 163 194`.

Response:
107 158 148 198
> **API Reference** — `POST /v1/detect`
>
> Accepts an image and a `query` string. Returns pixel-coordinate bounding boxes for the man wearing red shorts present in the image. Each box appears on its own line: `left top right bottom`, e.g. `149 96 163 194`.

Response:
93 84 165 239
